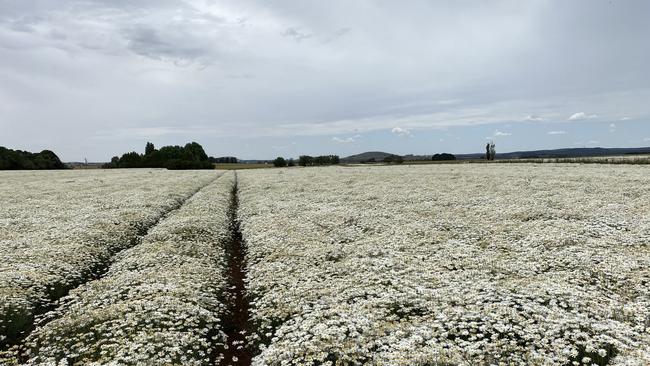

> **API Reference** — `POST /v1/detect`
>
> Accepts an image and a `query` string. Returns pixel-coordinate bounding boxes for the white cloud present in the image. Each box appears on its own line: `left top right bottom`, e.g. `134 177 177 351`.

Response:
568 112 598 121
494 130 512 137
621 117 630 121
331 135 358 143
609 123 616 132
643 137 650 142
524 115 544 122
391 127 411 137
547 130 566 135
587 140 600 145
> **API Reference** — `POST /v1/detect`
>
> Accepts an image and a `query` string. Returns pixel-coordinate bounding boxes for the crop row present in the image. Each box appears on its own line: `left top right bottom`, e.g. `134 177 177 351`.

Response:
11 171 235 365
0 170 217 354
237 164 650 365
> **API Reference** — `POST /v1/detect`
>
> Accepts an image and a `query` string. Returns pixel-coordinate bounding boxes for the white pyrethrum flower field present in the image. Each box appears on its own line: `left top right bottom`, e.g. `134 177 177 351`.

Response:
1 165 649 365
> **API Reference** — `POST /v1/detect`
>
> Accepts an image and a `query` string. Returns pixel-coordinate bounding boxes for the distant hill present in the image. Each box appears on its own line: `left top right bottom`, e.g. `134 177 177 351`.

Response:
341 151 395 163
455 147 650 160
343 152 438 162
344 147 650 162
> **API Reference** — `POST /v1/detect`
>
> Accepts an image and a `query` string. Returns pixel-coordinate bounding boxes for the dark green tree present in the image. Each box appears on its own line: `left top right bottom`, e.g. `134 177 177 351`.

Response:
118 152 142 168
105 142 213 170
273 157 287 167
432 153 456 161
298 155 313 167
183 142 208 161
145 142 155 155
0 147 66 170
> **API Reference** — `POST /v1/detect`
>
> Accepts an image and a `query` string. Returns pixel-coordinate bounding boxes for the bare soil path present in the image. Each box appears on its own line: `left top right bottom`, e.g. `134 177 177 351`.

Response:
218 173 253 366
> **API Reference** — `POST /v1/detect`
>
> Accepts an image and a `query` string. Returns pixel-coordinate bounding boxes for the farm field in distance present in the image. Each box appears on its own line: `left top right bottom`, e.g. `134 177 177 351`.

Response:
1 164 649 365
212 163 273 170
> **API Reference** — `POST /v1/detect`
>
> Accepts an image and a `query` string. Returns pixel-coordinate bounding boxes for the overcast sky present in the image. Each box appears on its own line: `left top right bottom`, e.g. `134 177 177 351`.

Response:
1 0 649 161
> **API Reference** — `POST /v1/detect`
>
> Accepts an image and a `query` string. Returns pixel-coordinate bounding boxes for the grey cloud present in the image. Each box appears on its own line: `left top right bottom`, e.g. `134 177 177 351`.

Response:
1 0 649 160
282 27 312 42
0 1 232 64
123 25 209 64
322 27 351 44
48 29 67 40
333 27 351 37
6 16 42 33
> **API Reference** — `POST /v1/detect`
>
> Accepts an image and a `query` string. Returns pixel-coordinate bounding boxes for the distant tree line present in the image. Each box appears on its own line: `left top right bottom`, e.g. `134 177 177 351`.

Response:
208 156 238 163
432 153 456 161
0 147 66 170
273 157 296 167
272 155 340 167
383 155 404 164
298 155 340 166
103 142 213 169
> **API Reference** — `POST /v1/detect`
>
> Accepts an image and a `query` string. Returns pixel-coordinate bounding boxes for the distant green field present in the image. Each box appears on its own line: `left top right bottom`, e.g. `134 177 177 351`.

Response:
214 163 273 170
347 155 650 166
